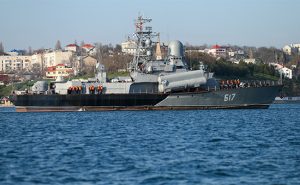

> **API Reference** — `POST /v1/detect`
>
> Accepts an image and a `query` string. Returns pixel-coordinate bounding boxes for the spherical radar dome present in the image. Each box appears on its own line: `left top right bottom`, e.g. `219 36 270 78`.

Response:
168 40 184 57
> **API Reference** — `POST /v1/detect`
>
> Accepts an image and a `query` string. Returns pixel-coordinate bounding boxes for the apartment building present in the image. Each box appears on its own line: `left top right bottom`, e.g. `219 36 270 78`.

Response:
0 55 32 72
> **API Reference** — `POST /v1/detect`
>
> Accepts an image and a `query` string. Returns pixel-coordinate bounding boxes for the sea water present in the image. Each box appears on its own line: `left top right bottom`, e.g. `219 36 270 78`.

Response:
0 104 299 184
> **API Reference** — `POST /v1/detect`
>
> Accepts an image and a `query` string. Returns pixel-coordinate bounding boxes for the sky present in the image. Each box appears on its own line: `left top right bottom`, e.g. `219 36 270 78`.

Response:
1 0 300 51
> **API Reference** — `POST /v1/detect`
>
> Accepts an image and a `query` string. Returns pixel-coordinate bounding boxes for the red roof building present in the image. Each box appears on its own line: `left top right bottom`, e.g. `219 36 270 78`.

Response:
82 44 94 49
65 44 79 53
212 44 221 49
66 44 79 47
46 64 74 79
82 43 96 54
208 44 227 57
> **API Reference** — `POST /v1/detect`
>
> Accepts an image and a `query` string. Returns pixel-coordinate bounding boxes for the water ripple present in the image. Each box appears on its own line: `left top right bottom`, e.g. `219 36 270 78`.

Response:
0 104 300 184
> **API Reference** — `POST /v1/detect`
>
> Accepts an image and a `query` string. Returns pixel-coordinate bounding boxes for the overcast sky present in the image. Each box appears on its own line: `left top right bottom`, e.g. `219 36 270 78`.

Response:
1 0 299 51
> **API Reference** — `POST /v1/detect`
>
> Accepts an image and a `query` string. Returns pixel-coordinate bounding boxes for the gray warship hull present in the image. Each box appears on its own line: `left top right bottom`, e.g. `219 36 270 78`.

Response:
12 85 282 112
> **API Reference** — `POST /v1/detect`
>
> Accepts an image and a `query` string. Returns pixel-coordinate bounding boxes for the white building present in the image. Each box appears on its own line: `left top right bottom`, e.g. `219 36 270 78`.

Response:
244 59 257 64
228 51 235 57
283 44 300 55
228 58 240 64
0 55 32 72
291 44 300 50
31 53 43 66
121 40 137 55
283 45 294 55
279 67 293 79
270 63 293 79
44 51 73 67
227 50 245 57
207 45 227 57
31 50 73 68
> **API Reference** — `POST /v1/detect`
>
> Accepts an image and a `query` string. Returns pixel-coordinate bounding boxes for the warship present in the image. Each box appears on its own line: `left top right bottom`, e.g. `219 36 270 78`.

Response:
11 16 283 112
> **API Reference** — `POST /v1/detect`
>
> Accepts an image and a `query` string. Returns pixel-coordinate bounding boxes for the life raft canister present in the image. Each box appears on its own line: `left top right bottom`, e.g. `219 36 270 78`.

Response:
89 85 95 91
98 85 103 91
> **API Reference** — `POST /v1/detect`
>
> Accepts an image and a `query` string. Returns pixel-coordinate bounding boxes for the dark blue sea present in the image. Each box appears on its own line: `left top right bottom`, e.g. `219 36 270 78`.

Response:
0 104 299 185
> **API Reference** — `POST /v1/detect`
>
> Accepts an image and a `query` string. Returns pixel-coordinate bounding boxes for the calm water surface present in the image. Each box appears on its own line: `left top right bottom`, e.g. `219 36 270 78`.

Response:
0 104 299 184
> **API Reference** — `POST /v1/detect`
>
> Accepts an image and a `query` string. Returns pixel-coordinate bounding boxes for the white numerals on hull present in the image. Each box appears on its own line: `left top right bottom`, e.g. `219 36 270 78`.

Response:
224 93 236 102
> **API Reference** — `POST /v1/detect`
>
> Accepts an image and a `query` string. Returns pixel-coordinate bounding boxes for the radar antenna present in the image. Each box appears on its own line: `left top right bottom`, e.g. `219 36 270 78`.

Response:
129 15 159 72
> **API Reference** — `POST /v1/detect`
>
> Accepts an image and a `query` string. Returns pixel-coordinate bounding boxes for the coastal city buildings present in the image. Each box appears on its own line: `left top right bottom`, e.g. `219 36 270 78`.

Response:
0 41 298 81
0 50 74 73
0 43 97 74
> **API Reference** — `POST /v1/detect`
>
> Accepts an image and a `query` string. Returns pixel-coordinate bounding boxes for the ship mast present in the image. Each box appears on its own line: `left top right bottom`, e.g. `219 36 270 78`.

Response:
129 15 159 72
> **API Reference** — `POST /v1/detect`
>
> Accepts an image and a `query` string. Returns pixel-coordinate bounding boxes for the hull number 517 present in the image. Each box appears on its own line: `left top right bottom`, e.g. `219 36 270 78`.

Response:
224 93 236 101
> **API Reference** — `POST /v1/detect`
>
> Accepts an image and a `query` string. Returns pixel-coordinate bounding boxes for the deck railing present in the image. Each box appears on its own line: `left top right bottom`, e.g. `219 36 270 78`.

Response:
216 80 282 91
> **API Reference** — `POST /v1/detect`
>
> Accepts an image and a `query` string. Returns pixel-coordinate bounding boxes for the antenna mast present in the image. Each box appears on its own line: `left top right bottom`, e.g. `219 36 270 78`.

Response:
129 15 158 72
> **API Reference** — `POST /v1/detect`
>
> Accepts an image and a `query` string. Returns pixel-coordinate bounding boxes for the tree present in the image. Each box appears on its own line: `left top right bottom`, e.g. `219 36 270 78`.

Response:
115 44 122 52
95 42 103 63
31 63 42 77
55 40 62 50
79 40 85 55
68 53 77 68
0 42 4 52
254 47 284 64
